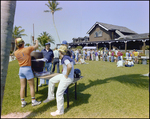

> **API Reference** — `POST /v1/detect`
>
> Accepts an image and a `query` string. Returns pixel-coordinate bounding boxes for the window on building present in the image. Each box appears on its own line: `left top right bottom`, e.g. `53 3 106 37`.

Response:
85 38 88 42
94 30 102 37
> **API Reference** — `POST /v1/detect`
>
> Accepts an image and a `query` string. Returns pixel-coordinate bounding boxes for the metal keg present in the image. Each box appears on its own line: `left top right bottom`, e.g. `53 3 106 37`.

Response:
31 51 45 72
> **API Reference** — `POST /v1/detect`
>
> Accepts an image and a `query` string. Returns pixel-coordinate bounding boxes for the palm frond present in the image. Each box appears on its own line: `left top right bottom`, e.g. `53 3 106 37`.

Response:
12 26 27 39
20 34 27 36
45 3 50 7
44 10 50 12
55 7 62 11
37 31 55 47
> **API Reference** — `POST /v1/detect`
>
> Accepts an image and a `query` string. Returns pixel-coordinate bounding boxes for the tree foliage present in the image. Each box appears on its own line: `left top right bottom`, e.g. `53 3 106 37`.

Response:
37 31 55 47
12 26 27 39
25 43 31 46
44 0 62 15
76 46 82 50
12 26 27 54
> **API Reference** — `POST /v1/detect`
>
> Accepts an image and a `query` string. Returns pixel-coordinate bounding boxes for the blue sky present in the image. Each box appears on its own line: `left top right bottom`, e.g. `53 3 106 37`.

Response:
13 1 149 49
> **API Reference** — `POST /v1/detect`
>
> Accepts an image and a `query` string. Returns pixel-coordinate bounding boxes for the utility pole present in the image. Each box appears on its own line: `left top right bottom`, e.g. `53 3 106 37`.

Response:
32 24 34 45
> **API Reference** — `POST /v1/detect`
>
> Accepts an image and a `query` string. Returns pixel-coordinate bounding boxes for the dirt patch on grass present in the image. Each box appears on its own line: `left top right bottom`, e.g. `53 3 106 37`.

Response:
1 112 31 118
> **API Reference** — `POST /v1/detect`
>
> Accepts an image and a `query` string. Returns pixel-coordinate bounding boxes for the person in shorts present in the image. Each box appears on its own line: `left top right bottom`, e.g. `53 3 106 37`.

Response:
14 38 41 107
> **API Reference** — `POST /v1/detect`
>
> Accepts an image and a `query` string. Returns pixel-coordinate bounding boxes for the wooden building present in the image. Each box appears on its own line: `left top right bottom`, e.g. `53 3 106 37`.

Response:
68 22 149 51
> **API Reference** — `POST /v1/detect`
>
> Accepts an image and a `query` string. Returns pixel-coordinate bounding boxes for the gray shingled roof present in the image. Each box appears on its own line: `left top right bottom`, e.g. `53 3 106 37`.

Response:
127 33 149 39
87 22 137 34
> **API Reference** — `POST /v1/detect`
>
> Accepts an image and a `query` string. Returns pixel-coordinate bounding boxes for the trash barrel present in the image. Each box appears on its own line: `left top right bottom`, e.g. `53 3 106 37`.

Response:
142 59 147 65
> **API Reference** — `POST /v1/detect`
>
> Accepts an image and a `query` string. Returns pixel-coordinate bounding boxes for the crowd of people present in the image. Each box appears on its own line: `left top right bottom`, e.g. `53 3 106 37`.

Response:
68 48 139 65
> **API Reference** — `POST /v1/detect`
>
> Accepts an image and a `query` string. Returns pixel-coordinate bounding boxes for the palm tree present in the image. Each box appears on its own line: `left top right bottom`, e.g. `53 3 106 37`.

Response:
37 31 55 47
12 26 27 53
1 1 16 111
44 0 62 44
12 26 27 39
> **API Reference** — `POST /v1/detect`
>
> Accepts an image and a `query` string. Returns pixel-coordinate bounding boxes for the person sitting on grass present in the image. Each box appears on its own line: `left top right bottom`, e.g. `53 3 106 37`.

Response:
79 57 89 64
14 38 41 107
116 59 124 67
128 59 134 67
43 45 74 116
125 59 134 67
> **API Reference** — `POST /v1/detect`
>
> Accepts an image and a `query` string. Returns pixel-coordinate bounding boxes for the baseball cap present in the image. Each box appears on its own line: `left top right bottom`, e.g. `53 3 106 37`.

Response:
45 42 50 45
15 38 24 45
58 45 67 53
62 40 67 45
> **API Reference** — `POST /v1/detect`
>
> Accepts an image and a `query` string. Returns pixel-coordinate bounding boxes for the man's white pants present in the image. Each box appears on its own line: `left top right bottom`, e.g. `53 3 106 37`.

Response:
95 56 99 61
48 74 73 113
92 54 94 60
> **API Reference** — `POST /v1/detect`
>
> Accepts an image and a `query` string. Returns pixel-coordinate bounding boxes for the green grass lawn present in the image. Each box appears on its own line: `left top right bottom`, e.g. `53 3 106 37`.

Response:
2 60 149 118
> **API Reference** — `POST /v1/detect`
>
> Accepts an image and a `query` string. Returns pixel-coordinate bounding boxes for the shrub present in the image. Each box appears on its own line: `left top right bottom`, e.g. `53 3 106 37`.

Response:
98 47 103 51
76 46 82 50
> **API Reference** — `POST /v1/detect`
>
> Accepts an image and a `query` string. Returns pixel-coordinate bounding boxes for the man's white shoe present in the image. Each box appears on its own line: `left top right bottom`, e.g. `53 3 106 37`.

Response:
50 110 64 116
43 98 55 103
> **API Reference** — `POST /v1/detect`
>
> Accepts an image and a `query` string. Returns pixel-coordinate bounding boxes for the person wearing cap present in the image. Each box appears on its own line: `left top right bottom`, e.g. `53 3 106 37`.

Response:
61 40 72 57
133 49 139 64
43 45 74 116
14 38 41 107
38 42 54 87
52 47 60 73
125 59 128 67
61 40 75 94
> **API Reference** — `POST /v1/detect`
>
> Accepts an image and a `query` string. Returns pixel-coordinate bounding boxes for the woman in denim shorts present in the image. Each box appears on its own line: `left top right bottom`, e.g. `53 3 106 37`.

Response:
14 38 41 107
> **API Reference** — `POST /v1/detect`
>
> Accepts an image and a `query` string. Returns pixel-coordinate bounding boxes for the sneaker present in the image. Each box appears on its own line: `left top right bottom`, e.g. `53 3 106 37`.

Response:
43 98 55 103
50 110 64 116
32 100 41 106
142 73 149 77
21 101 27 107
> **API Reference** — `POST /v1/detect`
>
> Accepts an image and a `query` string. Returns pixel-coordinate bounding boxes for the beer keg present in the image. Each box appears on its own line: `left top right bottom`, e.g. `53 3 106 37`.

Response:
31 51 45 72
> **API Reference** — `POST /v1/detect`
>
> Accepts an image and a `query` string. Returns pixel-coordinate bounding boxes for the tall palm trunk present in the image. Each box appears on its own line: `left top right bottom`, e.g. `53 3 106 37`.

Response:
12 40 17 55
52 13 61 44
1 1 16 111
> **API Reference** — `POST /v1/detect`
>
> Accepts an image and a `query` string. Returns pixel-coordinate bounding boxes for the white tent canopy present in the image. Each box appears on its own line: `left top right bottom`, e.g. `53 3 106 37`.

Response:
82 46 97 50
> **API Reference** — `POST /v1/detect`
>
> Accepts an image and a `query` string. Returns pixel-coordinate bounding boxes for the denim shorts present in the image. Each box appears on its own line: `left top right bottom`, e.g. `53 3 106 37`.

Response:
19 66 34 80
